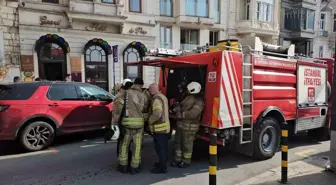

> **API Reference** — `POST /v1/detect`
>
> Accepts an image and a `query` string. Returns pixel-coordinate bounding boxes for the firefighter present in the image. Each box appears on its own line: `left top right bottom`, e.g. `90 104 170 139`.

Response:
115 83 122 94
171 81 205 168
113 77 148 174
148 83 170 173
112 79 133 158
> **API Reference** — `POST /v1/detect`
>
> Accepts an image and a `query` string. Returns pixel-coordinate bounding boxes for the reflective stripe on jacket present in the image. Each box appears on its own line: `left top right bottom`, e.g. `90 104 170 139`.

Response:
149 92 170 133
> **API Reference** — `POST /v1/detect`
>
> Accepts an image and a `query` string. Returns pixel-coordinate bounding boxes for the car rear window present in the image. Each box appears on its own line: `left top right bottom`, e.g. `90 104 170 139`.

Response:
0 84 39 100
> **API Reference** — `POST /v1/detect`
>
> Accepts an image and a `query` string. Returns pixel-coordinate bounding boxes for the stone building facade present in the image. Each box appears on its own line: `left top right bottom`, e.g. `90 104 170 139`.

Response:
9 0 336 87
280 0 334 58
0 0 20 82
17 0 158 91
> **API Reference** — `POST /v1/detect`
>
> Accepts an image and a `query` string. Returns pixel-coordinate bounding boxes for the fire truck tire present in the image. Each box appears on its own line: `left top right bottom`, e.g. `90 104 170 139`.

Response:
253 117 281 160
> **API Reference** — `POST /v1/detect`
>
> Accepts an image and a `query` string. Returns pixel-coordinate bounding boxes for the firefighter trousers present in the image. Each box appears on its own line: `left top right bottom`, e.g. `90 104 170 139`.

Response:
173 126 197 164
119 127 144 168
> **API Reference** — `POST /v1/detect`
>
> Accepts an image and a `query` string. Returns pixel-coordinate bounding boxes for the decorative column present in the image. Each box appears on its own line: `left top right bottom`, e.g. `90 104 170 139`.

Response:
66 53 71 75
33 51 39 78
81 54 85 82
108 54 113 92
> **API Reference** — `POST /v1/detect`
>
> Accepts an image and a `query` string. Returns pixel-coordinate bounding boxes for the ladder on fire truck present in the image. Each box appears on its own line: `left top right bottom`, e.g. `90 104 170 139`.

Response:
239 37 296 144
241 48 254 144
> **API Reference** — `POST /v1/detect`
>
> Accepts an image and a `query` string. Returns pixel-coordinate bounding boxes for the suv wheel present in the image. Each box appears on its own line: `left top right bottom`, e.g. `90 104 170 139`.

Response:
20 121 55 152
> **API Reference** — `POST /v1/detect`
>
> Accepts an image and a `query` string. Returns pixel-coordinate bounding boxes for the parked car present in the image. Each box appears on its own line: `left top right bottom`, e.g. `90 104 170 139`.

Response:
0 81 114 151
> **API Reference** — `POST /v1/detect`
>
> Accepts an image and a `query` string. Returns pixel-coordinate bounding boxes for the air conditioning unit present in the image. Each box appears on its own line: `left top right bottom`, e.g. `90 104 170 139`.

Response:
320 30 329 37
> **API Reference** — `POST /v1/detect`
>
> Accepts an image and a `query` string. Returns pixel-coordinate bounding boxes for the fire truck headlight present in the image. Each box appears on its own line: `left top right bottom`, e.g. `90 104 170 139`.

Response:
230 129 235 136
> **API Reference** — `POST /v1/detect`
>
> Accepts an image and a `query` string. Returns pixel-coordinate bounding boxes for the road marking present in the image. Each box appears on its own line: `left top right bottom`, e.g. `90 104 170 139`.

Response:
80 144 99 148
0 150 58 161
93 141 117 144
295 149 316 157
49 147 58 153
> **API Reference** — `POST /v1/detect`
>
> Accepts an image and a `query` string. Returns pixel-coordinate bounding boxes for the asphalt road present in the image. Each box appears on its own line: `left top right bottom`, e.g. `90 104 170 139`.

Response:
0 132 331 185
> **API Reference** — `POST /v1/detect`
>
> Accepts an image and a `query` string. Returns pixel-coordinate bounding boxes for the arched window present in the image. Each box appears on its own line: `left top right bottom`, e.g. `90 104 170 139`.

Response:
123 46 142 79
85 45 108 90
35 34 70 81
38 43 66 81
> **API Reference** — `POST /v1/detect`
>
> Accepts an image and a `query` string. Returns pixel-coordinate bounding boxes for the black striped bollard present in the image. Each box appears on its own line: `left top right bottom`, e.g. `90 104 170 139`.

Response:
279 121 289 184
209 130 217 185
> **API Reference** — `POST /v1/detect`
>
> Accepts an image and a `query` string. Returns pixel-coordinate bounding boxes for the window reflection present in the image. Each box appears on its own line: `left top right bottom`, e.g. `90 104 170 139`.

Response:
186 0 208 17
39 43 64 62
85 45 108 90
123 47 141 80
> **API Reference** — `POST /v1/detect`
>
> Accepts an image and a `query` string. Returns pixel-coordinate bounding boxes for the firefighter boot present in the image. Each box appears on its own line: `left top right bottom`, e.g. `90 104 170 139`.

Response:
117 165 128 173
178 162 190 168
170 161 181 168
129 167 140 175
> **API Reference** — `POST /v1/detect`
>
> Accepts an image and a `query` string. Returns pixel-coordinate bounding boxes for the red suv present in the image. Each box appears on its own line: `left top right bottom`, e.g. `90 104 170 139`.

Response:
0 82 114 151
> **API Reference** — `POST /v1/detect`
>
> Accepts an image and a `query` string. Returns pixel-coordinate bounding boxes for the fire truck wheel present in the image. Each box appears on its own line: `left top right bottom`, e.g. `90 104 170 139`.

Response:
253 117 281 160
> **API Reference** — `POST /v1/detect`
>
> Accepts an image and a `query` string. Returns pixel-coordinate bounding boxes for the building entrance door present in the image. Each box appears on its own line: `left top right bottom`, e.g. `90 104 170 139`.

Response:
38 43 66 81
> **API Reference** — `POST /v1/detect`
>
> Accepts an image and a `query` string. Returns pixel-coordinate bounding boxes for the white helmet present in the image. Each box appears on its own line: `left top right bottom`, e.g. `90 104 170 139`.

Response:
122 79 132 86
187 82 202 94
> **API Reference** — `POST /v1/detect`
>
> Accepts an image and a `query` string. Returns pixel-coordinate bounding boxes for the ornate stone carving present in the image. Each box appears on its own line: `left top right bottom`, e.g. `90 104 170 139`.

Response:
86 23 107 32
40 16 61 26
129 27 147 35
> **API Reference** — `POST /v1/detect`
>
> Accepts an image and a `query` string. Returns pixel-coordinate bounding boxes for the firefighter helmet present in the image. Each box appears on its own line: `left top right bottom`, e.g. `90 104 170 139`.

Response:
187 82 202 94
122 79 132 86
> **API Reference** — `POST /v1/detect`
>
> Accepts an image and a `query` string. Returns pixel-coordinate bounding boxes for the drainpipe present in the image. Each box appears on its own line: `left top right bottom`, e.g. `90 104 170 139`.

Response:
278 0 281 45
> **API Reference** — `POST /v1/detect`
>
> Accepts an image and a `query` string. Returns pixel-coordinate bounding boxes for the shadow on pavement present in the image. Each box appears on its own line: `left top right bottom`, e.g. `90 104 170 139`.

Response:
252 151 336 185
255 171 336 185
0 130 105 156
0 133 331 185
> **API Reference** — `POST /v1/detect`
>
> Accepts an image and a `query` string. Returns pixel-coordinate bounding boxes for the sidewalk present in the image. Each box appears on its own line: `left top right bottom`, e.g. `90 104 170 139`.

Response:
237 155 336 185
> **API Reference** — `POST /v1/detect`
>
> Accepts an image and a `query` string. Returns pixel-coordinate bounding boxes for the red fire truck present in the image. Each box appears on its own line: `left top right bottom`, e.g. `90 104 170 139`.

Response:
128 37 332 160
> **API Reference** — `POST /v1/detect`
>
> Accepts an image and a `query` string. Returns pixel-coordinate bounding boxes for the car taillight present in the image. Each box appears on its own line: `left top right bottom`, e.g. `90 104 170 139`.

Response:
0 105 9 112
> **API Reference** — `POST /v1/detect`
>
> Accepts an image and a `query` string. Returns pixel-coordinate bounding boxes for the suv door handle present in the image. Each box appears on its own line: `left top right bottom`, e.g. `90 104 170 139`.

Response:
48 103 59 107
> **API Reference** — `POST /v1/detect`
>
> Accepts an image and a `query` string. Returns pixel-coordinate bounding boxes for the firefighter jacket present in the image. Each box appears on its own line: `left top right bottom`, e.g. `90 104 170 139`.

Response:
148 92 171 134
142 89 151 121
177 95 205 132
111 89 126 126
121 85 148 129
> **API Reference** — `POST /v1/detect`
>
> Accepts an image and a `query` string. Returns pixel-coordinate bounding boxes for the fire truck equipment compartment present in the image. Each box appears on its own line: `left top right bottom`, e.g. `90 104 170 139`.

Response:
166 67 207 100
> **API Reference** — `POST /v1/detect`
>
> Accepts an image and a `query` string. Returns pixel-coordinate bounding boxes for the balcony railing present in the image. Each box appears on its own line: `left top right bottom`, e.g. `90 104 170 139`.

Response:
180 43 199 51
160 1 173 17
319 30 329 37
